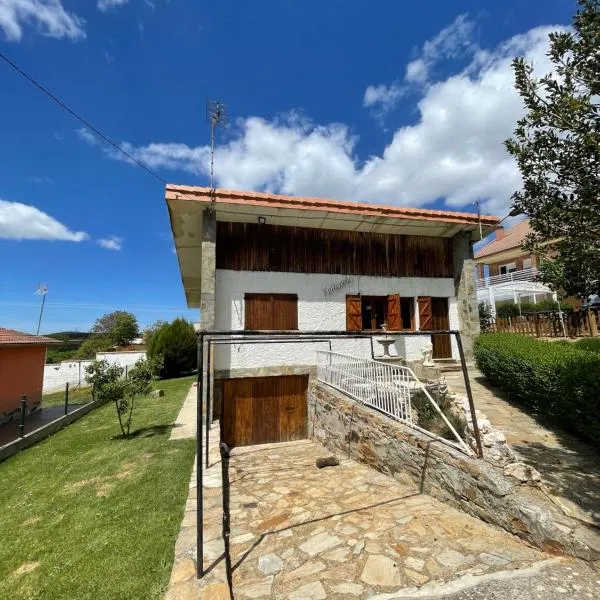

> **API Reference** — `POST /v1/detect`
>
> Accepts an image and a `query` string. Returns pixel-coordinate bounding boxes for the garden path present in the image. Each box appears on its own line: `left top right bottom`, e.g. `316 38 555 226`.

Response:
445 368 600 528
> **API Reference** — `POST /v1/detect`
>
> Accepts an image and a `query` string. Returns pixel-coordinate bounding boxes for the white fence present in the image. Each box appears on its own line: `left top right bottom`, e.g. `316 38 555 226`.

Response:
316 350 472 455
43 351 147 393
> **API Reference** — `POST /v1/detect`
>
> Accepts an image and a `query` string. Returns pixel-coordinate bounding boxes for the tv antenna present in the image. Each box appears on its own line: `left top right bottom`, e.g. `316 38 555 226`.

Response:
206 101 228 196
34 283 48 335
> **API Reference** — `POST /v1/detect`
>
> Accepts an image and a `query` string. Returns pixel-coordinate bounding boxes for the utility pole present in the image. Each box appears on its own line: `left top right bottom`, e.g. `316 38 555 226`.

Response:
35 283 48 335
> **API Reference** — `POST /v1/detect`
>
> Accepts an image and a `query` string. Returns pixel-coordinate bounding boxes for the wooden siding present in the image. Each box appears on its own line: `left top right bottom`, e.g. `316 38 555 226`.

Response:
222 375 308 447
217 222 454 277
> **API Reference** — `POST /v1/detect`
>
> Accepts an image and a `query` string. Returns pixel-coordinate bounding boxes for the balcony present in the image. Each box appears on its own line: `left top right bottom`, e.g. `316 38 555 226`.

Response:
476 267 555 306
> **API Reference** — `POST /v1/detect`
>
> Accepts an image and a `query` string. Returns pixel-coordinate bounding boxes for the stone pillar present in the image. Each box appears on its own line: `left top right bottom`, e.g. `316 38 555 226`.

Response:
452 232 480 361
200 208 216 330
200 208 217 428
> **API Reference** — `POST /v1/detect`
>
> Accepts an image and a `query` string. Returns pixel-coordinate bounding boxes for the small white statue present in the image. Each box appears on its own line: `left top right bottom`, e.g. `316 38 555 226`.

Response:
421 340 434 366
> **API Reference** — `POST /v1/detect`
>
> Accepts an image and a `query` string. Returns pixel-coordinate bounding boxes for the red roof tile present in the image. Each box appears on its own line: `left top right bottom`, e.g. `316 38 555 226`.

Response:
166 185 501 228
475 219 532 259
0 328 60 347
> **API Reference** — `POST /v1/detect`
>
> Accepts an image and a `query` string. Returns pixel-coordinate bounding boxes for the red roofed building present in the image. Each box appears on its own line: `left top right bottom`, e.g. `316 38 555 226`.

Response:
0 328 59 422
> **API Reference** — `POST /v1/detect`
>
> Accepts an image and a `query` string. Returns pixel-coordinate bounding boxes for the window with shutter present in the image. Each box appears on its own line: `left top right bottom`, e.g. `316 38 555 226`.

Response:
418 296 433 330
245 294 298 330
386 294 401 331
346 295 362 331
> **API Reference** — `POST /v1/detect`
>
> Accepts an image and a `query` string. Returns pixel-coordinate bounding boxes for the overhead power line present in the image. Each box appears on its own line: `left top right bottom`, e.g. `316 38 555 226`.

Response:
0 50 168 185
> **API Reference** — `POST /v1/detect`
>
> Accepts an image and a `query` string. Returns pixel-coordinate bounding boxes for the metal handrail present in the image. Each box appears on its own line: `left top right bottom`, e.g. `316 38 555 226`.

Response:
477 267 539 289
316 350 473 456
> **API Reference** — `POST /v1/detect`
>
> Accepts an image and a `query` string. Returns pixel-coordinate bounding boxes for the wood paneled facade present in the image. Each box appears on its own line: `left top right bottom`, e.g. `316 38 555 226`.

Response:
217 222 454 278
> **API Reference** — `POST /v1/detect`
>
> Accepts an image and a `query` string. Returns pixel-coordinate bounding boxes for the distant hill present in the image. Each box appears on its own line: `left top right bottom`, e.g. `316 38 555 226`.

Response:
47 331 91 344
45 332 91 364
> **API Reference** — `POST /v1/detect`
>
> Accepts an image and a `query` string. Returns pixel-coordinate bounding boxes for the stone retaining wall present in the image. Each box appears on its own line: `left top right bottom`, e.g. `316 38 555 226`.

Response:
308 381 599 561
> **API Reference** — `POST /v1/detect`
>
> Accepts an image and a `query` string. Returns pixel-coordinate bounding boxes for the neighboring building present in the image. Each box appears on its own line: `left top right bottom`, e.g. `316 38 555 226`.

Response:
167 186 498 445
0 328 59 423
475 219 555 311
475 219 536 277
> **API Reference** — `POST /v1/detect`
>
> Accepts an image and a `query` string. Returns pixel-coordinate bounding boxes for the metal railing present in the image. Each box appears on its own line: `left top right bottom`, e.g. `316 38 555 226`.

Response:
477 267 539 289
316 350 473 456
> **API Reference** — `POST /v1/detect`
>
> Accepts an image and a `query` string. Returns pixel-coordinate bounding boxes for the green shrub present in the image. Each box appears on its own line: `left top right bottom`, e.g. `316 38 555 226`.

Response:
474 333 600 444
574 338 600 354
495 300 572 319
147 318 196 379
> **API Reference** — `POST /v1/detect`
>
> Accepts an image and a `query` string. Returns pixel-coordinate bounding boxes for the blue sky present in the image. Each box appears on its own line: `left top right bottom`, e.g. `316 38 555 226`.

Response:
0 0 574 333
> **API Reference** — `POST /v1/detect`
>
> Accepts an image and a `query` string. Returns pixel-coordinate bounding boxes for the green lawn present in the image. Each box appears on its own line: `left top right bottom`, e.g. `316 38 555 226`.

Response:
0 376 196 600
41 385 93 408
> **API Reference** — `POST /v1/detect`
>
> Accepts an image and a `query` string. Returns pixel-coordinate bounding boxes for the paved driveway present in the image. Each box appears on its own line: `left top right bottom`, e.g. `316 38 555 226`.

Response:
167 432 569 599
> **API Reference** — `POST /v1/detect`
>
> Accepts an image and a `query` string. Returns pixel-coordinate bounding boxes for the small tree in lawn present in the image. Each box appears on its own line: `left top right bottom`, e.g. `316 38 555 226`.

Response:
85 358 153 438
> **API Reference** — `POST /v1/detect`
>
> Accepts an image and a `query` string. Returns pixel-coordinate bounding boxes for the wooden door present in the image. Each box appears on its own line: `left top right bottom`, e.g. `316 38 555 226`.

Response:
431 297 451 359
222 375 308 448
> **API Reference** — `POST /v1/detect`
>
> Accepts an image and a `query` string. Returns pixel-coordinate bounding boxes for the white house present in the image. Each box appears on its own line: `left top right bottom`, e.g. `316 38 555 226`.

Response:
167 186 498 446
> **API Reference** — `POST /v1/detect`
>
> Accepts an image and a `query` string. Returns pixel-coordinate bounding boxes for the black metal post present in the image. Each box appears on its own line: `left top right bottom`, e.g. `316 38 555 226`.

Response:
454 332 483 458
205 342 212 468
18 395 27 438
64 382 69 416
196 332 204 578
220 442 234 599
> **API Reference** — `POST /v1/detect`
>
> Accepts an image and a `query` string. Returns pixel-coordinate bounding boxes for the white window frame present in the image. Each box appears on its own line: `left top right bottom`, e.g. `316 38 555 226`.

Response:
499 262 517 275
522 258 533 269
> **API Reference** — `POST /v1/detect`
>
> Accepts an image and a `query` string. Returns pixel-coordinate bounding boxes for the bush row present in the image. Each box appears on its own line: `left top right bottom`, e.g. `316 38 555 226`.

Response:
495 300 573 318
474 333 600 445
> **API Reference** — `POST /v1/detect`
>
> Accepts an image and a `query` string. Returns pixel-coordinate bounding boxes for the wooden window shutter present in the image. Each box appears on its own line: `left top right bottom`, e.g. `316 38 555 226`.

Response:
418 296 433 330
386 294 401 331
272 294 298 330
346 295 362 331
245 294 273 330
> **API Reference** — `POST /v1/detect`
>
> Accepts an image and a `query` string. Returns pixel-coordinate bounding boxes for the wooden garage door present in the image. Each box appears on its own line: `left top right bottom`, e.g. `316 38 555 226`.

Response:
222 375 308 448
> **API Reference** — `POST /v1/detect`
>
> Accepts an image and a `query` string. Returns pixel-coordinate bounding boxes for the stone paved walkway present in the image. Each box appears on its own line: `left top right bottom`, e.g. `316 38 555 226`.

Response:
445 368 600 527
170 383 198 441
166 428 555 599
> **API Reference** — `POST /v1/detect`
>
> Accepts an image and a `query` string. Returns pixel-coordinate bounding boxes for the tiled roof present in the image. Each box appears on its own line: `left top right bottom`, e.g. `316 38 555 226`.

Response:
475 219 532 259
0 328 60 347
166 185 501 228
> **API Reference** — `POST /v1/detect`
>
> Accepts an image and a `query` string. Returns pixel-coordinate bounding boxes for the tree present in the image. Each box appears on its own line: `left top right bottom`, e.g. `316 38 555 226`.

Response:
85 357 153 438
75 335 112 359
505 0 600 297
147 318 196 378
91 311 139 347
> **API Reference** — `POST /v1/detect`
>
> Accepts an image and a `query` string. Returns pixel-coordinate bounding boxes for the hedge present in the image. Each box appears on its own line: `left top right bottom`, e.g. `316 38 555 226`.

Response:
474 333 600 445
574 338 600 354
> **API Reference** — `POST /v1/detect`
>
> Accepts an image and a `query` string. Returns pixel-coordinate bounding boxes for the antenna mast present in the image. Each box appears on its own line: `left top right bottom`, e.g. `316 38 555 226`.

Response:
206 100 228 210
35 283 48 335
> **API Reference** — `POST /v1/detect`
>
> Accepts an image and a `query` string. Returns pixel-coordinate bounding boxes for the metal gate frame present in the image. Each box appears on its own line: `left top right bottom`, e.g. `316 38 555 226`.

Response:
194 328 481 579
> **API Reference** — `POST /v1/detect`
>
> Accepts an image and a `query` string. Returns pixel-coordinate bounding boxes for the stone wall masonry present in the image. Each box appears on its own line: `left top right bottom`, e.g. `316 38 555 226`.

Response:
308 381 600 561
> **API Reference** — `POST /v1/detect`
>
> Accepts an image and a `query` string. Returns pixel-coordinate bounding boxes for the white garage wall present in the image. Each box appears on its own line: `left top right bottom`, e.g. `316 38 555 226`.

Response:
215 270 459 373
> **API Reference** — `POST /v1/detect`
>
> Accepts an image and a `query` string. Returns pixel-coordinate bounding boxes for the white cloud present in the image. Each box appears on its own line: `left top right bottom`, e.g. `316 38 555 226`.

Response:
76 127 97 146
365 14 477 115
406 13 477 84
0 0 85 42
29 176 53 184
363 83 404 113
97 236 123 250
95 24 564 219
0 199 88 241
97 0 128 12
